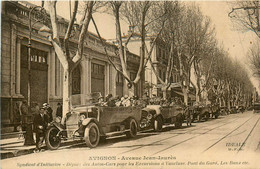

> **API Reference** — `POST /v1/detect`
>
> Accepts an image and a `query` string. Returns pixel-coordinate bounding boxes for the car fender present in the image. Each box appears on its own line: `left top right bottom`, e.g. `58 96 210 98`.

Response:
48 122 65 131
82 118 105 136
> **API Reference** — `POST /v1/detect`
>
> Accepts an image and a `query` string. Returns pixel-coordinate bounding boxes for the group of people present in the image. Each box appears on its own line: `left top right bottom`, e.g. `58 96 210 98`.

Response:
33 102 63 152
97 94 143 107
13 100 63 153
96 93 186 108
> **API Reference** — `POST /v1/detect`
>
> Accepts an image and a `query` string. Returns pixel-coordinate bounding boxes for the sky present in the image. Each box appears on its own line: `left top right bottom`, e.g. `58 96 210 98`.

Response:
31 0 260 91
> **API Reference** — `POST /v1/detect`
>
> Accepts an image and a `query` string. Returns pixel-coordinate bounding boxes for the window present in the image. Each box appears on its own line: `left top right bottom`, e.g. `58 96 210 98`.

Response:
29 49 47 64
91 63 105 75
159 69 162 79
158 47 161 59
116 73 123 84
130 72 136 81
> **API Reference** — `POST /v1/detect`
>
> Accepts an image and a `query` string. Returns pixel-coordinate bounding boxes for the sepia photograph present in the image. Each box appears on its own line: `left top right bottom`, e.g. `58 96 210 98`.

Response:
0 0 260 169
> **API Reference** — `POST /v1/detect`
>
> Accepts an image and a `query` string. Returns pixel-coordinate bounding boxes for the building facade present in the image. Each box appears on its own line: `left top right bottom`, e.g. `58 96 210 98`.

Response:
118 32 181 98
1 1 141 129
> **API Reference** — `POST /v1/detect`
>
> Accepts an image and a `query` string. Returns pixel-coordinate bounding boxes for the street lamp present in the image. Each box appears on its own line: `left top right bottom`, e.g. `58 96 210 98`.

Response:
28 5 46 107
24 5 46 146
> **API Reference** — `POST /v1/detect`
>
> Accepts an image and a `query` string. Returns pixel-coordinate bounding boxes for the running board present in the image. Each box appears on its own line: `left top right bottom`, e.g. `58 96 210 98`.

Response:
105 129 130 137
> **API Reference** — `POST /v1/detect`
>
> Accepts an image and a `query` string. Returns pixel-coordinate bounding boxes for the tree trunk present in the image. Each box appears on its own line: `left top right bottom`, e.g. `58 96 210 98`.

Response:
61 68 71 124
162 85 167 100
195 86 200 103
183 87 189 106
227 93 231 110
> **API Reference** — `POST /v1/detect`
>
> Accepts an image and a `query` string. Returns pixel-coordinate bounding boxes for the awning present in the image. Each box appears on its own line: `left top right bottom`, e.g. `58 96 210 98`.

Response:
173 91 196 100
155 82 182 89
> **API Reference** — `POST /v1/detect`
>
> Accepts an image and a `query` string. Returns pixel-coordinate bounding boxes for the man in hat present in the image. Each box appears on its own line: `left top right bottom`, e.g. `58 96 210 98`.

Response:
33 107 48 152
43 103 53 123
20 100 29 136
56 103 62 119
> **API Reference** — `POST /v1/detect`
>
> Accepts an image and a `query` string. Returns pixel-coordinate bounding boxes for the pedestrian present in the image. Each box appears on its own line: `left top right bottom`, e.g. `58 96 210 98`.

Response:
56 103 62 119
33 107 48 153
43 103 53 122
20 100 29 136
13 102 21 132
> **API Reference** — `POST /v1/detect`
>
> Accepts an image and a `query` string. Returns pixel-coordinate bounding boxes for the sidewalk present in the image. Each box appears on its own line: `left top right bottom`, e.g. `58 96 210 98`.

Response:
0 137 35 159
0 136 85 159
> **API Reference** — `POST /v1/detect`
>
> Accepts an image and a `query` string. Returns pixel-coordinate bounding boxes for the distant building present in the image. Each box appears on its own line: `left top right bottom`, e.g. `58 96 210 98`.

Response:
1 1 141 130
110 29 181 98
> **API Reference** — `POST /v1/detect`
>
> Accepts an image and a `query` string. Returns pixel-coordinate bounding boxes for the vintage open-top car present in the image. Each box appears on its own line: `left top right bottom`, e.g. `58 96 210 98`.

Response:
219 106 227 115
210 103 220 118
140 104 185 131
253 103 260 113
190 102 211 122
45 93 142 150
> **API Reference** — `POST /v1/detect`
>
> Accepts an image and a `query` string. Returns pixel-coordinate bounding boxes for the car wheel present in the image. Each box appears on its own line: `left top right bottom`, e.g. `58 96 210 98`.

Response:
215 114 219 119
175 118 182 128
197 115 201 122
126 119 138 138
154 116 163 132
45 127 61 150
84 122 100 148
205 113 209 121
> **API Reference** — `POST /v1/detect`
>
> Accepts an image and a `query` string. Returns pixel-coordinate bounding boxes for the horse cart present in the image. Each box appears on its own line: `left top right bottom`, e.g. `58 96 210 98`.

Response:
45 94 142 150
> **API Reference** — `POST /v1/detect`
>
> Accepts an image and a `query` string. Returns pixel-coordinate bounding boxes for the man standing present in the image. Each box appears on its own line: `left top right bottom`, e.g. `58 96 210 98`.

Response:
43 103 53 122
33 107 48 152
20 100 28 136
56 103 62 119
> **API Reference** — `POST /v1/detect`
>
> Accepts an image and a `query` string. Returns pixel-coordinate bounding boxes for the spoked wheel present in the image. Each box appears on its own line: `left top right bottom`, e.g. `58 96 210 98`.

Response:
205 113 210 121
197 115 201 122
175 119 182 128
215 114 219 119
45 127 61 150
154 116 163 132
84 122 100 148
126 119 138 138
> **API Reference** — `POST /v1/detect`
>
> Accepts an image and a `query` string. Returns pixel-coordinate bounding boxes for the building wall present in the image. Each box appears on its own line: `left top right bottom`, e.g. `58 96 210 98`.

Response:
1 1 141 127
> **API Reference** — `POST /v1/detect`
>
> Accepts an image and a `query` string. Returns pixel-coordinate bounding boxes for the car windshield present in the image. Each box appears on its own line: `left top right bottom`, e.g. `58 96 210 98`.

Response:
70 92 102 108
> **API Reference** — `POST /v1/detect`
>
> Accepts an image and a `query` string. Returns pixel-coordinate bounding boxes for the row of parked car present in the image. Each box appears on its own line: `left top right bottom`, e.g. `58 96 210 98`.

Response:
45 94 245 150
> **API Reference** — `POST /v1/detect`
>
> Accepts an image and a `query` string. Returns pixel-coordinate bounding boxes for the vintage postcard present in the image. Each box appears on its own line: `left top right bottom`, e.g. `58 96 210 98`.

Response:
1 0 260 169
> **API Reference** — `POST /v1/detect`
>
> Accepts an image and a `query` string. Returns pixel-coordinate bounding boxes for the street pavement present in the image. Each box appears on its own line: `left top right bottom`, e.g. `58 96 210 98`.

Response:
1 111 260 169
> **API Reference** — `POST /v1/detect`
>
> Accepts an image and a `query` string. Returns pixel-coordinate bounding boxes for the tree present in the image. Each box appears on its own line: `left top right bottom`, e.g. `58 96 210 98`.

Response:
92 1 167 96
145 1 180 99
248 39 260 77
229 1 260 38
171 4 214 105
40 1 94 122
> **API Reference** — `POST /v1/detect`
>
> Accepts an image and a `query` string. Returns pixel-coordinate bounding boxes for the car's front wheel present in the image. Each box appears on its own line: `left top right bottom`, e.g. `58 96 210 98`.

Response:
84 122 100 148
45 127 61 150
154 116 163 132
175 118 182 128
126 119 138 138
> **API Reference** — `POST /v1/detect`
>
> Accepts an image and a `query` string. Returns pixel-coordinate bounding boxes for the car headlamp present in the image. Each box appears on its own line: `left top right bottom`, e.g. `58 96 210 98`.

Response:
80 114 85 121
55 117 61 123
82 119 89 125
147 114 153 120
